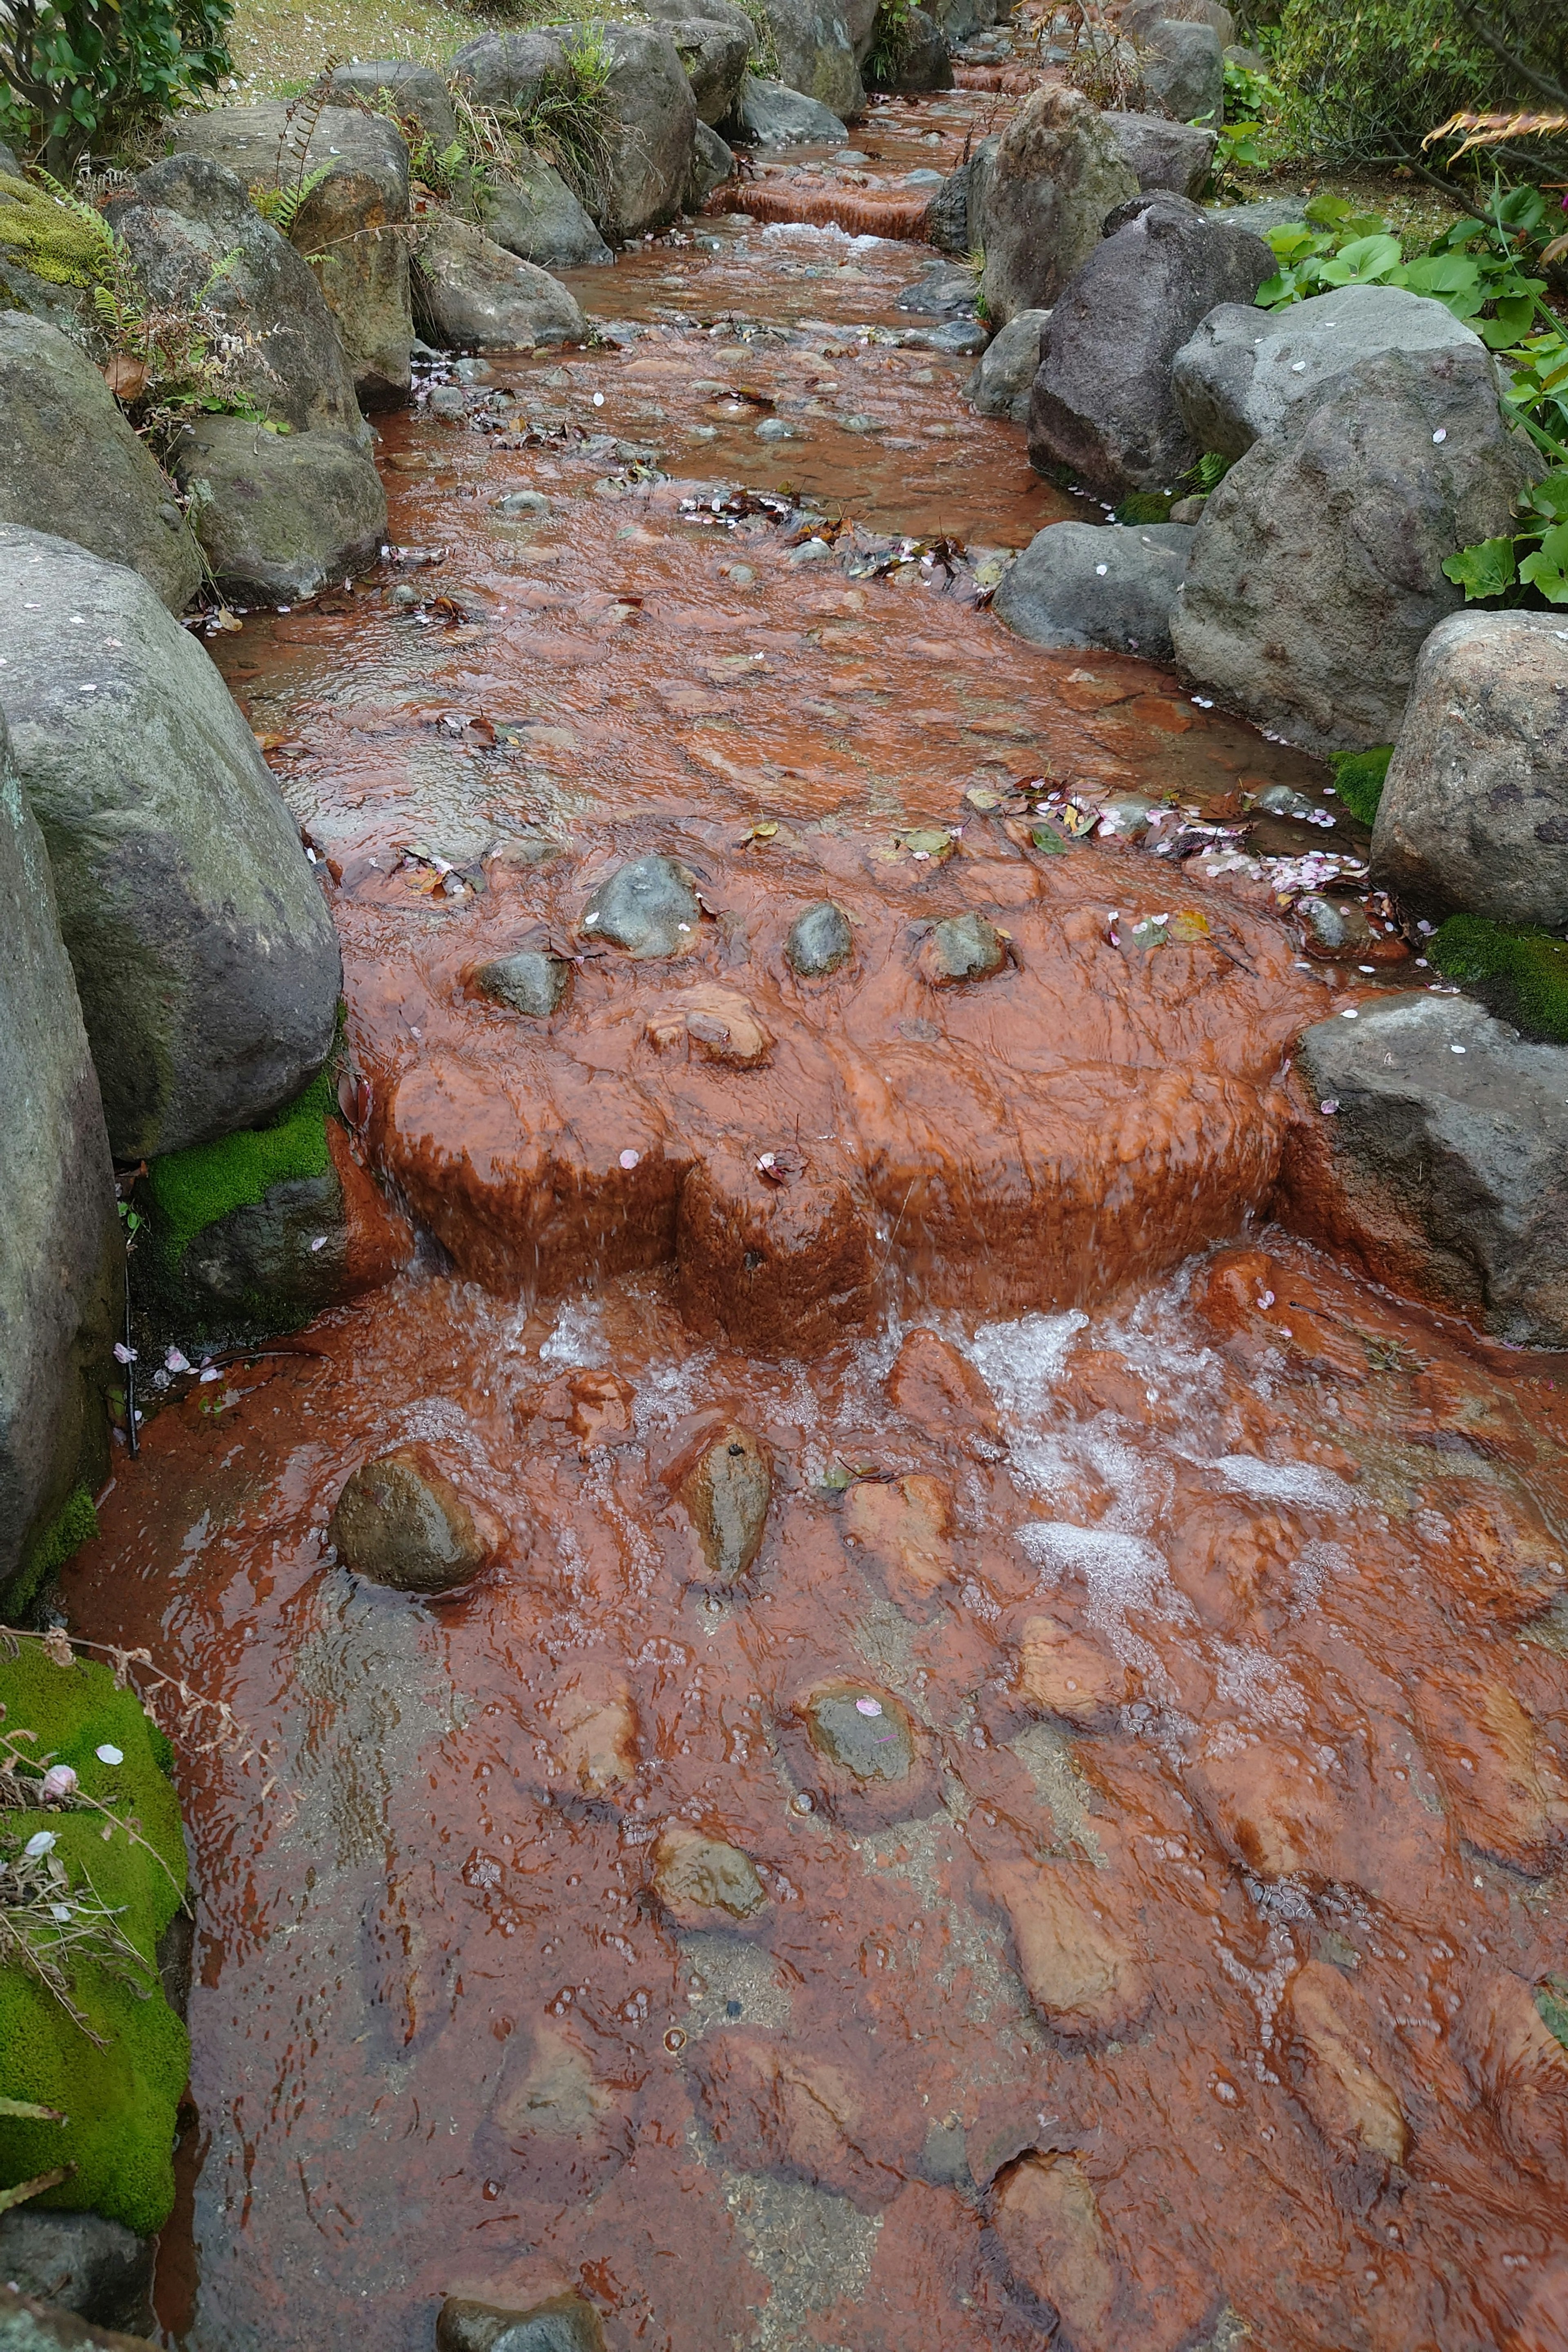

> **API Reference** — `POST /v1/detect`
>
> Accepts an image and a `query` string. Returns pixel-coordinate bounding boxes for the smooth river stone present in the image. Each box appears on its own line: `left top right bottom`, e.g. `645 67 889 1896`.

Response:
804 1683 915 1780
785 898 854 976
474 949 572 1016
920 910 1006 984
581 853 701 956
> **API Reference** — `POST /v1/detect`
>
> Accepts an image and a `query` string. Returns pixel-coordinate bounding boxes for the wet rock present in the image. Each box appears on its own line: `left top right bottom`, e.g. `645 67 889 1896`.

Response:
994 520 1193 661
550 1674 641 1799
437 2294 607 2352
894 263 977 319
802 1681 916 1780
582 853 701 956
651 1822 766 1926
1285 1960 1408 2165
732 75 849 146
474 949 573 1018
759 0 863 116
1172 344 1541 754
692 2032 901 2208
1015 1615 1134 1726
1027 195 1273 497
107 158 364 441
1369 610 1568 929
978 87 1138 327
0 703 117 1609
886 1328 1001 1453
329 1444 497 1593
563 1367 636 1449
171 416 386 602
1282 993 1568 1350
486 2018 629 2186
0 2216 152 2337
1102 108 1215 200
965 307 1051 423
676 1145 878 1356
1134 17 1224 122
689 121 737 207
991 2155 1116 2348
1412 1673 1567 1875
919 911 1007 984
1459 1969 1568 2181
172 105 413 408
988 1857 1148 2038
1186 1736 1350 1881
668 18 752 122
1295 894 1378 960
0 526 341 1159
0 314 200 612
1173 284 1485 463
927 136 998 257
412 214 586 352
869 7 953 91
785 898 855 975
646 984 773 1065
844 1472 955 1603
679 1421 772 1584
331 58 459 146
0 2285 162 2350
481 159 612 270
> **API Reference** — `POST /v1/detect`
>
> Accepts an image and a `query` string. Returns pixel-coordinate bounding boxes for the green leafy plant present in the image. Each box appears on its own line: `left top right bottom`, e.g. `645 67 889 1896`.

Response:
247 158 330 233
868 0 915 86
731 0 780 79
1267 0 1497 169
0 0 233 171
1206 55 1285 189
507 26 615 216
1444 467 1568 599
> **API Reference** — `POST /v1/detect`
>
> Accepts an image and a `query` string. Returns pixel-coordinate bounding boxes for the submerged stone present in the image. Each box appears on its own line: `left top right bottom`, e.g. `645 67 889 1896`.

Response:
329 1444 494 1592
652 1822 766 1927
680 1423 772 1584
437 2294 608 2352
785 899 855 976
474 949 572 1018
581 854 701 957
804 1683 915 1781
920 911 1007 984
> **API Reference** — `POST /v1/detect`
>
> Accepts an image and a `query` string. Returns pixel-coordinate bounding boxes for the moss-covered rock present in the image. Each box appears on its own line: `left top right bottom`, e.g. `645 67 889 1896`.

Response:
0 1649 189 2238
1328 744 1392 826
0 178 113 293
1429 915 1568 1046
7 1493 100 1627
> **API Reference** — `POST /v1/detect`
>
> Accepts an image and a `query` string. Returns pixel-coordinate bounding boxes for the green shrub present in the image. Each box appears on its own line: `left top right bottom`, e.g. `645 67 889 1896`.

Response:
1270 0 1497 165
0 1647 189 2236
0 0 234 169
1328 744 1394 823
1429 913 1568 1040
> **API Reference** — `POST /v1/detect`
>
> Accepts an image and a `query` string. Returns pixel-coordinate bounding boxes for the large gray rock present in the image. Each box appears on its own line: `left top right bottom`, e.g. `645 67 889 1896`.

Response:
0 312 200 612
1122 0 1234 39
1027 193 1272 495
0 706 118 1606
481 155 611 268
1173 284 1486 461
993 520 1194 660
1134 17 1225 122
1172 344 1541 753
0 526 341 1160
732 75 848 145
1103 109 1215 199
689 121 737 207
1370 610 1568 927
330 59 459 147
667 16 752 123
642 0 760 47
978 87 1139 327
452 21 699 238
0 2285 161 2352
965 306 1051 422
412 214 586 351
1289 993 1568 1350
172 416 387 601
0 2216 151 2338
895 261 977 318
171 106 413 408
106 157 364 440
761 0 863 114
869 7 953 91
927 153 976 254
437 2295 607 2352
583 853 700 955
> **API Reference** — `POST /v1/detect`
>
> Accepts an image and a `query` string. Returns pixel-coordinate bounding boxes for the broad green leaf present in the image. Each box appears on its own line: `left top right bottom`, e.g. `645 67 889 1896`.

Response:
1497 185 1547 233
1265 226 1319 261
1526 471 1568 523
1318 234 1403 286
1520 522 1568 601
1442 536 1518 599
1303 193 1354 226
1254 271 1294 308
1478 294 1537 348
1395 254 1479 298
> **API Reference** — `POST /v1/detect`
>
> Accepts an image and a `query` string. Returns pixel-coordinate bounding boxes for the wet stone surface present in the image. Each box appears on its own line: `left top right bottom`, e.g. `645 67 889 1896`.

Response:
473 948 572 1017
582 854 702 957
802 1682 916 1780
784 897 854 977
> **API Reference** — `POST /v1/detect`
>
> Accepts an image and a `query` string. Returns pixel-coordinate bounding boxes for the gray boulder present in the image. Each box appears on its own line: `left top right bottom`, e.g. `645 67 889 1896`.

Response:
895 261 977 317
170 105 413 410
451 28 572 113
330 59 459 147
689 122 737 207
1027 193 1272 495
1289 993 1568 1350
964 306 1050 422
1134 18 1225 122
172 416 387 601
1172 343 1541 753
0 2285 161 2351
642 0 760 46
413 214 586 350
0 2215 151 2337
733 75 849 145
978 87 1139 327
761 0 863 114
667 17 753 123
870 7 953 91
437 2294 607 2352
583 853 701 955
786 899 854 975
1122 0 1234 38
1103 109 1215 199
0 526 341 1159
481 156 612 267
106 157 364 440
1173 283 1485 461
0 312 200 612
926 133 998 256
993 520 1194 661
330 1446 494 1593
1370 610 1568 927
0 706 118 1607
1204 196 1308 235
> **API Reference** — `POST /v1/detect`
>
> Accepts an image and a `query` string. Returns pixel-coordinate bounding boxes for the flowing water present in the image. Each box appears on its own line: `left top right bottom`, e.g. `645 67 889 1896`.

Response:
64 88 1568 2352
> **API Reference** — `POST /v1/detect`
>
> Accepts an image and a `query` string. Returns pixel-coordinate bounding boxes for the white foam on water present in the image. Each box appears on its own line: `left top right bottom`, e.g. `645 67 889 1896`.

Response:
1290 1537 1353 1610
1016 1521 1169 1613
1212 1641 1307 1727
1209 1455 1361 1512
966 1310 1089 1419
539 1298 610 1370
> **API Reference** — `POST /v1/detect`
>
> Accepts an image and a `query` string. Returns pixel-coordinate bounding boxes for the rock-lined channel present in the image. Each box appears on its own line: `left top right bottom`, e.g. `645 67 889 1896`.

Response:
61 90 1568 2352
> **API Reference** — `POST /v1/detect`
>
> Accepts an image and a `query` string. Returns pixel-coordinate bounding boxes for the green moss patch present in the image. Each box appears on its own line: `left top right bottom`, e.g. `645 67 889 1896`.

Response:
1327 744 1393 826
0 1647 189 2236
0 176 114 291
1113 491 1174 525
145 1064 335 1265
4 1488 100 1624
1429 915 1568 1045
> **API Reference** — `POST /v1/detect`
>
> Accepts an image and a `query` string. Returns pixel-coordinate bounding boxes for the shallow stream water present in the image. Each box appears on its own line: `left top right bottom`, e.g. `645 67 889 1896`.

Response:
65 88 1568 2352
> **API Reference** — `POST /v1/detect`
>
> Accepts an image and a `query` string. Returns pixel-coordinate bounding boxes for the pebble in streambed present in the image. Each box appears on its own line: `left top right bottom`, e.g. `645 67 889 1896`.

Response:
679 1421 773 1585
472 947 572 1017
581 853 702 957
785 897 855 977
329 1443 500 1593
